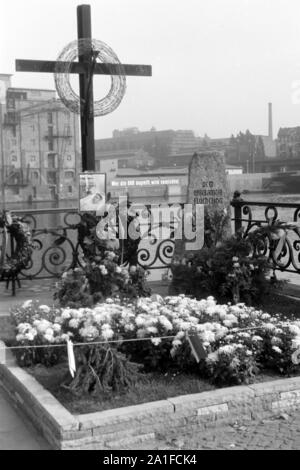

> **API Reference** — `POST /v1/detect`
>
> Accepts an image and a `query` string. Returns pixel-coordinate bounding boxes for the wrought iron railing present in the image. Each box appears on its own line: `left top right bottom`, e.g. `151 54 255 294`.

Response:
6 204 184 281
2 199 300 287
231 197 300 275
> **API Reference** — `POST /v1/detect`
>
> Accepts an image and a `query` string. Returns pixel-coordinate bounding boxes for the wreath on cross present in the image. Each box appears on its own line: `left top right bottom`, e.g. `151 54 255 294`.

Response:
0 211 33 283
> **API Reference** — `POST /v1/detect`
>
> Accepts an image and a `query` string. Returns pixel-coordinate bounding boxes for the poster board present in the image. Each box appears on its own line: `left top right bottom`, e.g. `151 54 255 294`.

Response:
79 172 106 215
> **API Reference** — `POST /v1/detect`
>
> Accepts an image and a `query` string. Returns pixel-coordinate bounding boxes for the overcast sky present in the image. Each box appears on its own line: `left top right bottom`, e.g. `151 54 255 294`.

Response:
1 0 300 139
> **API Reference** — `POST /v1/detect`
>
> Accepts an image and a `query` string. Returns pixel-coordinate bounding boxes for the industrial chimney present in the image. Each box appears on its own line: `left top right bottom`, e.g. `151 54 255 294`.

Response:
268 102 273 140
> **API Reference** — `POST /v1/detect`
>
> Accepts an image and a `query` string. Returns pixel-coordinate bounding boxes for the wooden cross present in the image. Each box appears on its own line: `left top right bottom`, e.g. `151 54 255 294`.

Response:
15 4 152 172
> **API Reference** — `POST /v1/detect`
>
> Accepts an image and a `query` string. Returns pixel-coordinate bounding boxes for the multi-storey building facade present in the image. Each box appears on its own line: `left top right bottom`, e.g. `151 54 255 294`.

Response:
95 127 200 170
277 127 300 160
0 74 81 205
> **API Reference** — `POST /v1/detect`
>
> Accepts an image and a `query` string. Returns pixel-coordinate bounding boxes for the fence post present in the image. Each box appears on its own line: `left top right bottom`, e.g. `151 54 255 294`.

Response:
231 191 243 234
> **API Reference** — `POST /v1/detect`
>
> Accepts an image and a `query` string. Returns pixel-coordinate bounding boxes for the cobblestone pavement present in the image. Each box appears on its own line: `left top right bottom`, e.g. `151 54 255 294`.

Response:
148 413 300 450
106 412 300 450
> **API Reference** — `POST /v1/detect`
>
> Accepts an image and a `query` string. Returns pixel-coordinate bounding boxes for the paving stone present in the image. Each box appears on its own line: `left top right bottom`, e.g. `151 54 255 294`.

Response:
0 387 51 450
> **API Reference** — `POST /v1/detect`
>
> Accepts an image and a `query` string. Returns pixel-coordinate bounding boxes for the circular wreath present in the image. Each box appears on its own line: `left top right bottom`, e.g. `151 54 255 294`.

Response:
0 212 33 280
54 38 127 116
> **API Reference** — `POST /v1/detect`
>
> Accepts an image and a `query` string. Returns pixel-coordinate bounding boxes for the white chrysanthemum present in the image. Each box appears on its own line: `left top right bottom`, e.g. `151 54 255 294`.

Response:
17 322 33 334
214 326 228 340
44 327 54 337
250 310 260 320
146 326 158 335
218 344 238 355
136 328 147 338
225 334 235 341
198 330 215 343
124 323 135 332
101 326 114 340
44 333 55 343
239 313 250 320
69 318 80 329
53 323 61 333
205 306 217 316
22 300 33 309
172 339 182 348
272 346 282 354
238 332 250 338
261 313 271 320
288 325 300 336
60 333 72 342
263 323 276 332
136 315 147 327
24 329 37 341
225 314 238 323
271 337 282 346
175 331 185 340
177 321 192 331
79 325 99 340
252 335 263 342
151 337 162 346
206 351 219 363
158 316 173 331
61 310 71 320
36 320 51 334
39 305 51 313
16 334 25 342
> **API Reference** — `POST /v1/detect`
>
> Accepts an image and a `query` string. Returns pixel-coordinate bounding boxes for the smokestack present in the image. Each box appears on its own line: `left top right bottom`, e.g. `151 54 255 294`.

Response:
268 102 273 140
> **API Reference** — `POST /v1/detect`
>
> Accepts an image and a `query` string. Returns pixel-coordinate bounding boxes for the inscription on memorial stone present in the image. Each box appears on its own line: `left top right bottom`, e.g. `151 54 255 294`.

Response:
188 151 232 244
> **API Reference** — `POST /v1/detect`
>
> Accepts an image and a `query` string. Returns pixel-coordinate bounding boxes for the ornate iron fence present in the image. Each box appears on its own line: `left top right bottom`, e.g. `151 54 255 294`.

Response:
2 199 300 287
5 204 184 281
231 197 300 275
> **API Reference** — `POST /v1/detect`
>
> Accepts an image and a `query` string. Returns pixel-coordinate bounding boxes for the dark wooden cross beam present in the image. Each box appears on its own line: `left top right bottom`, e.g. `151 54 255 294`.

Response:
15 4 152 172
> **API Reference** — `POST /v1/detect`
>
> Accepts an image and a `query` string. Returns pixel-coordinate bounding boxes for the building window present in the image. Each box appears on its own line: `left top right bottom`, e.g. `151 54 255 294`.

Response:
33 187 37 198
66 154 72 161
11 138 17 146
48 140 54 151
68 186 73 193
47 112 53 125
47 171 57 184
30 155 36 162
65 171 74 179
32 171 39 180
48 153 56 169
31 125 35 132
11 154 17 162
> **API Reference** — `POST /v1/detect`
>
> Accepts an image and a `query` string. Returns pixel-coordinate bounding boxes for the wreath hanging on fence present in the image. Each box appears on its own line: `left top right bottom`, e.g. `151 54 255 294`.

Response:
0 211 33 281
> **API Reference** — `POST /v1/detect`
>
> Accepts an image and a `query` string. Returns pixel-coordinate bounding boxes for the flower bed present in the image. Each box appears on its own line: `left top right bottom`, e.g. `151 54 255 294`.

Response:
10 295 300 391
2 295 300 449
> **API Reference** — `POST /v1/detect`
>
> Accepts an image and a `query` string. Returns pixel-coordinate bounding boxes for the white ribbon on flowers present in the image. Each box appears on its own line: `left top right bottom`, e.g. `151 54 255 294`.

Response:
67 340 76 378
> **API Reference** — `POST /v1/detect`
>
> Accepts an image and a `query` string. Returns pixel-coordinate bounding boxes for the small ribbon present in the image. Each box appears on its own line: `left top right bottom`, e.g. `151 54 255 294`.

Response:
67 340 76 378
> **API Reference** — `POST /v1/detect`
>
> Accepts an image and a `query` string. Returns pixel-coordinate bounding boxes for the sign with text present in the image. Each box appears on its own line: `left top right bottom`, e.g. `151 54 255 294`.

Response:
111 178 180 187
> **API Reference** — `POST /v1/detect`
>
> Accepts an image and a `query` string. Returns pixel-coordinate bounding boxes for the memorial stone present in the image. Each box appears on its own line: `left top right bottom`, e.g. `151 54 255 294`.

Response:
172 151 232 261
